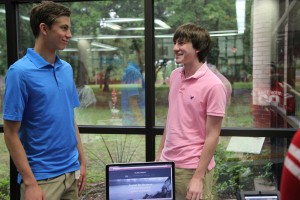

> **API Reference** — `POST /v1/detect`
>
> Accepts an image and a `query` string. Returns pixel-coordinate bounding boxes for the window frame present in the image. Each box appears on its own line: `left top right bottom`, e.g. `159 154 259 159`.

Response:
3 1 297 199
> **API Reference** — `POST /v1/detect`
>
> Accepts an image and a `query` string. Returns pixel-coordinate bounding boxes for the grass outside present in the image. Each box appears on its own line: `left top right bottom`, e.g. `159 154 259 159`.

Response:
0 136 10 200
82 134 145 184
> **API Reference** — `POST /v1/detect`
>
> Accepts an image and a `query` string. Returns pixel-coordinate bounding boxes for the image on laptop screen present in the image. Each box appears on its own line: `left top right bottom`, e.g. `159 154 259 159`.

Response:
106 162 175 200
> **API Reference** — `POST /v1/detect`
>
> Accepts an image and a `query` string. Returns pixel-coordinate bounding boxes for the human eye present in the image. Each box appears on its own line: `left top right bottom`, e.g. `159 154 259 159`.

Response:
61 25 69 31
173 39 184 45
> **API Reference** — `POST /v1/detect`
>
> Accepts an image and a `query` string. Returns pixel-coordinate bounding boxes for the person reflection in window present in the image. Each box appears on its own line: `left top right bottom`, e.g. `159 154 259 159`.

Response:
121 54 145 126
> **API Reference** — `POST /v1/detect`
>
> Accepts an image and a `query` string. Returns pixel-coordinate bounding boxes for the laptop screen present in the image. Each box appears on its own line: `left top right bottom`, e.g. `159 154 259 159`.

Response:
106 162 175 200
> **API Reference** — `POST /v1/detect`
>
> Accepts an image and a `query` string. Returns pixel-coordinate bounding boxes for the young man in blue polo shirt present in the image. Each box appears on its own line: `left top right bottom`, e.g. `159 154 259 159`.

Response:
3 1 86 199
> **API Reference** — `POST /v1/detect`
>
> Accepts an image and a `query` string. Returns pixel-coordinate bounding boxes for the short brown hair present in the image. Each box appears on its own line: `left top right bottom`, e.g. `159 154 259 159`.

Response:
30 1 71 38
173 23 211 63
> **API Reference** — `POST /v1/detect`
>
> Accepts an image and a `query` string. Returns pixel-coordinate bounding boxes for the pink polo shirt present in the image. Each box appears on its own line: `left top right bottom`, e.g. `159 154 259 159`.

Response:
161 63 227 170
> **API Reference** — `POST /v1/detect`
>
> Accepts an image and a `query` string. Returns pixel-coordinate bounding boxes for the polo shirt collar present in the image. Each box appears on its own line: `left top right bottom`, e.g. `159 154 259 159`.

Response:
180 62 209 80
26 48 63 69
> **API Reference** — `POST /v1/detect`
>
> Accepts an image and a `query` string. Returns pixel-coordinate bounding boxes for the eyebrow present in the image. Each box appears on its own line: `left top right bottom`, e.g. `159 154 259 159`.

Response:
60 24 70 28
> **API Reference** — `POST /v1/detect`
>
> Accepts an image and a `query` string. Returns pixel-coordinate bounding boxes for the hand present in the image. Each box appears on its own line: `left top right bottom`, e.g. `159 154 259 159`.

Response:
154 153 161 162
25 184 46 200
185 177 203 200
78 164 87 197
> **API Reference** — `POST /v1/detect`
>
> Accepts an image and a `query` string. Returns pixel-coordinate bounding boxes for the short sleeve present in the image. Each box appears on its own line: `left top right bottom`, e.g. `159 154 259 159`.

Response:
3 67 28 121
206 83 227 117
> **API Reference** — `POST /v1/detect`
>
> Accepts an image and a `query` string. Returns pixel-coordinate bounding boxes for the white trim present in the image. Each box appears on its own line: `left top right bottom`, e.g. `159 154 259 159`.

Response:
285 156 300 181
289 143 300 162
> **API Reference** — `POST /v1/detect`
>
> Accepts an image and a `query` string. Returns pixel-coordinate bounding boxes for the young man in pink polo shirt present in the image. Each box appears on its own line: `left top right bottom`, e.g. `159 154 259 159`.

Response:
155 23 227 200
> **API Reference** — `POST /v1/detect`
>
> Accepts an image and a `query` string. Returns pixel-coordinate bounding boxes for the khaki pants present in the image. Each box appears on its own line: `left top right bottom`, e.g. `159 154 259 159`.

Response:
20 171 79 200
175 168 214 200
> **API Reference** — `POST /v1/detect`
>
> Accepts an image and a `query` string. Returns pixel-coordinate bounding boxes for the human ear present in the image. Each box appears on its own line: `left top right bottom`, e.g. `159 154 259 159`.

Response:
40 23 48 35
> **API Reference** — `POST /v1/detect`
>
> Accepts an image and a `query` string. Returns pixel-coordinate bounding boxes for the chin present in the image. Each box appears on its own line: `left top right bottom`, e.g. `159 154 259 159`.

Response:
58 46 67 51
175 59 183 64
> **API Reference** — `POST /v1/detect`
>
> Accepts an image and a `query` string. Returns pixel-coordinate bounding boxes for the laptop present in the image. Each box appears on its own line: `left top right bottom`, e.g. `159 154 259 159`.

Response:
238 190 280 200
106 161 175 200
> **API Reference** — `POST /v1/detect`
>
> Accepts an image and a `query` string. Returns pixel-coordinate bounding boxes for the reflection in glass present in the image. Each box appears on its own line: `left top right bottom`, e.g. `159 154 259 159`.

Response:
154 0 300 129
154 0 251 127
121 46 145 126
121 39 145 126
14 1 300 128
18 1 148 126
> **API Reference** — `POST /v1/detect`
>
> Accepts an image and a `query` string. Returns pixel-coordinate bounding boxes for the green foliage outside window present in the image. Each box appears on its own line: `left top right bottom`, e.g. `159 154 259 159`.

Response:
0 176 9 200
214 142 276 199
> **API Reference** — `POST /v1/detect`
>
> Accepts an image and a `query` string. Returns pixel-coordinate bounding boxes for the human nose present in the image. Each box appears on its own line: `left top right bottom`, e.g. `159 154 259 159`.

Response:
173 43 179 51
67 30 72 39
173 45 179 52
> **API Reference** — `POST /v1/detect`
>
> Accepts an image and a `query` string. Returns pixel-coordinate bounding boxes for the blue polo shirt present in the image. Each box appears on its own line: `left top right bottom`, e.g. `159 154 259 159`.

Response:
3 48 80 183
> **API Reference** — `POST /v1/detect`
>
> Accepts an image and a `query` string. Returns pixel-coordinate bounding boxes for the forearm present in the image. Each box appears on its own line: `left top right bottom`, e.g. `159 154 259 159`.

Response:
74 121 86 166
194 116 223 179
194 135 219 179
4 120 37 186
74 121 87 196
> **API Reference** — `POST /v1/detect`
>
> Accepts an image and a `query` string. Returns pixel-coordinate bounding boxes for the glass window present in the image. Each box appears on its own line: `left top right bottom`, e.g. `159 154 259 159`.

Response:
0 4 9 200
156 135 286 199
0 135 9 199
7 0 298 199
81 134 145 199
215 136 285 199
17 1 145 126
0 4 6 125
15 0 300 129
154 0 300 129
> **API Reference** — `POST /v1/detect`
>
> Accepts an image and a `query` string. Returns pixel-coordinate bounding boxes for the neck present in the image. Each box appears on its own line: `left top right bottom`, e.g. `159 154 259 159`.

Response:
183 61 203 78
34 39 56 64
